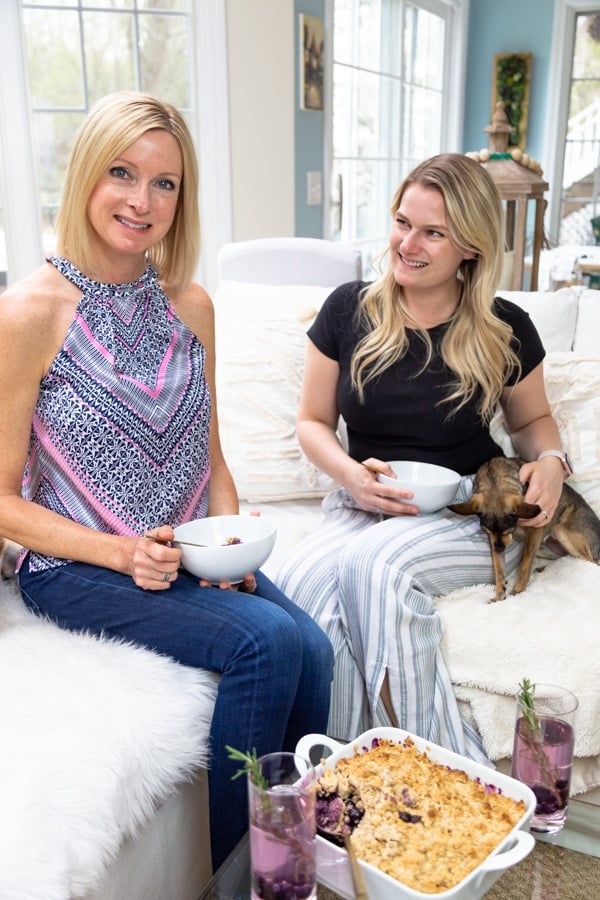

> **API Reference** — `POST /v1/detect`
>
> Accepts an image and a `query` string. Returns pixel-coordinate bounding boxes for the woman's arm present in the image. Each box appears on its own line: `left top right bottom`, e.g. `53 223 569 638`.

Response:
500 361 565 521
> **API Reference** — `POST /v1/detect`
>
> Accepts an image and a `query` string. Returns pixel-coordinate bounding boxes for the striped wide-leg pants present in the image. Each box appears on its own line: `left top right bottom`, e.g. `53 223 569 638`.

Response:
275 481 524 765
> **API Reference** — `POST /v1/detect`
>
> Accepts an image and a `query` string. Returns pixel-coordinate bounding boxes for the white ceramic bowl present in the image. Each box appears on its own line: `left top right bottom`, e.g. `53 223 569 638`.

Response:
173 514 277 584
296 726 536 900
377 461 461 514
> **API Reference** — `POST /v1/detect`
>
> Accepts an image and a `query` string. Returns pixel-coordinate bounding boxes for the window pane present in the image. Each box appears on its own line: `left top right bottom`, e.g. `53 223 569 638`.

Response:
559 11 600 246
333 0 356 66
22 9 85 107
402 84 442 163
139 13 191 105
82 1 134 7
357 0 383 72
32 111 85 246
332 63 355 159
403 5 444 89
83 11 137 102
571 12 600 80
357 71 401 159
137 0 189 10
355 158 398 241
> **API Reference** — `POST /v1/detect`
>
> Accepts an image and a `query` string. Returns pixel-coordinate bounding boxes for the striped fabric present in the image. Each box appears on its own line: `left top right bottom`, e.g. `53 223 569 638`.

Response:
22 257 211 572
275 483 524 764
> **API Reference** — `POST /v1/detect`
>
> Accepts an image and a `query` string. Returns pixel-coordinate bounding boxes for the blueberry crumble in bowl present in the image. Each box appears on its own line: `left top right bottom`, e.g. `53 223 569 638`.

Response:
298 727 537 898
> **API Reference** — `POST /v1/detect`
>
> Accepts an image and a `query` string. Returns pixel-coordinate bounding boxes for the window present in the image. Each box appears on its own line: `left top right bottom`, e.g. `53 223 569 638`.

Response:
558 9 600 244
326 0 466 269
545 0 600 249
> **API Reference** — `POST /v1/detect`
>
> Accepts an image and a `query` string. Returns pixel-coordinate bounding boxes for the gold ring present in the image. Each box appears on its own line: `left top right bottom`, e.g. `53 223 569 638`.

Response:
161 571 170 583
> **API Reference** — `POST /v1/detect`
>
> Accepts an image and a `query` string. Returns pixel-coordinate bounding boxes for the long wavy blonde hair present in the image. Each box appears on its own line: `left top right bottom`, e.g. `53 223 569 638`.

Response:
55 91 200 290
351 153 520 424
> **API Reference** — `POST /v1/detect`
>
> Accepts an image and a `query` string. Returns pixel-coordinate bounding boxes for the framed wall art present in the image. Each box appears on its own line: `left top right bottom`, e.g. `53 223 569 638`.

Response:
491 52 532 150
300 14 324 111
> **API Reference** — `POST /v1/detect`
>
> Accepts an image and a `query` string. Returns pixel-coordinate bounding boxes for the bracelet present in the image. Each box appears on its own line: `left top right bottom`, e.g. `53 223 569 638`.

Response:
537 449 573 478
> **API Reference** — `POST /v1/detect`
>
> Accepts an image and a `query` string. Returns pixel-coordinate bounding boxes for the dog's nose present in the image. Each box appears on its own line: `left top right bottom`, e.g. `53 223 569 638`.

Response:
494 540 506 552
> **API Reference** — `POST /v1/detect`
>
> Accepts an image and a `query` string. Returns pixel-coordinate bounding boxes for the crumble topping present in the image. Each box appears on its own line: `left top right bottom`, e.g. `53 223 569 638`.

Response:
316 737 526 894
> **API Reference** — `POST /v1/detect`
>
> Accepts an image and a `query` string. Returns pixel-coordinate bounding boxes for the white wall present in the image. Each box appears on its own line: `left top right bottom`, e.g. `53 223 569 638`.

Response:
226 0 295 239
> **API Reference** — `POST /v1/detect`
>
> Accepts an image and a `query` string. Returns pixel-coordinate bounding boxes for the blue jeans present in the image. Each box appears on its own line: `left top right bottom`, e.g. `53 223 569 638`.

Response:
18 561 333 870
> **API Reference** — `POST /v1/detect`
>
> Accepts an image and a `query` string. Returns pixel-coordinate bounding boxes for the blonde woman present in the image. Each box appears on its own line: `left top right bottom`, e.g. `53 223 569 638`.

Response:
276 153 566 760
0 91 333 869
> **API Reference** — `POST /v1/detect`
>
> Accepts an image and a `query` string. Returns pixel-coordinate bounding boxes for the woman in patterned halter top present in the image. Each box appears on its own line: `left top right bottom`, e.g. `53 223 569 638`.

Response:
0 91 333 871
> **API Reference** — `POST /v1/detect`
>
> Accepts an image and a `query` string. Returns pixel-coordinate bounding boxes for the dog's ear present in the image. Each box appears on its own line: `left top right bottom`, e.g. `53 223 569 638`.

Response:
448 494 483 517
510 499 541 520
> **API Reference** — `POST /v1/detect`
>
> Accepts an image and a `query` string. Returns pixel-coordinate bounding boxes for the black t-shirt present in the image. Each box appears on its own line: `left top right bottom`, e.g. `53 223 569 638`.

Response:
307 281 545 476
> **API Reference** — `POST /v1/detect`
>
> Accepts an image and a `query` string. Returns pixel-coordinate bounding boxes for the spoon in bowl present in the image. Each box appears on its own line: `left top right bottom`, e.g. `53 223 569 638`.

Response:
317 824 369 899
144 533 208 548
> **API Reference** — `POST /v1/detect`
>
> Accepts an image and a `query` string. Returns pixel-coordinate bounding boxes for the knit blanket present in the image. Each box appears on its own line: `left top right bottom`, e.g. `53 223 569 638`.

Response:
434 556 600 796
0 580 219 900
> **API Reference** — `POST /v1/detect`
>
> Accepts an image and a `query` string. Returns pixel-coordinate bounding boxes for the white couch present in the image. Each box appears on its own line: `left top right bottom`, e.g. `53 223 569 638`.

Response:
214 238 600 809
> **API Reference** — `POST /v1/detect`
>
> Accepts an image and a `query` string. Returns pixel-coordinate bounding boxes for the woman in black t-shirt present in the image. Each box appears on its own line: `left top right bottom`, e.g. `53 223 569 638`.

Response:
275 154 567 760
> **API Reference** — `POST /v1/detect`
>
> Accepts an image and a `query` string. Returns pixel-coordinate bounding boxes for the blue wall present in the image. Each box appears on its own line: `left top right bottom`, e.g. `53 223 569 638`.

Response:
462 0 554 163
294 0 326 237
294 1 556 238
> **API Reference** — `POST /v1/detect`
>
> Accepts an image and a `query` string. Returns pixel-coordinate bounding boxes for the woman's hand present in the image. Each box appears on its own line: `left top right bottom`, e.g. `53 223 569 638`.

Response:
517 456 564 527
351 458 418 517
197 572 257 592
132 525 182 590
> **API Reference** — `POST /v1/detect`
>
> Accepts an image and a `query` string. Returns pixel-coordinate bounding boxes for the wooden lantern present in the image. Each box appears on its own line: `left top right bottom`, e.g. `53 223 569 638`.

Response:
468 102 549 291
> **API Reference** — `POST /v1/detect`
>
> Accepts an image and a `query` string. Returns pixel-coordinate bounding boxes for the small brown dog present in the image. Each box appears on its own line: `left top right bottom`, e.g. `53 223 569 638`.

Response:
449 456 600 601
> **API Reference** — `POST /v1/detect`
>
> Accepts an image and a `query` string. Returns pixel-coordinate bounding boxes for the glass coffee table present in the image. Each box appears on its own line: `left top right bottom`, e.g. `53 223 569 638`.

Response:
197 833 251 899
197 833 340 899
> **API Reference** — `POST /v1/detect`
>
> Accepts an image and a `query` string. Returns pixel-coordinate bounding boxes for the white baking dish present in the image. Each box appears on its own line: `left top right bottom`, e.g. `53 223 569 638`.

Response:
296 726 536 900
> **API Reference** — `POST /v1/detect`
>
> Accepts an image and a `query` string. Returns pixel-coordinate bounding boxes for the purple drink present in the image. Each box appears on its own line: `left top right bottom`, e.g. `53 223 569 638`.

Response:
248 753 317 900
511 714 575 833
249 786 316 900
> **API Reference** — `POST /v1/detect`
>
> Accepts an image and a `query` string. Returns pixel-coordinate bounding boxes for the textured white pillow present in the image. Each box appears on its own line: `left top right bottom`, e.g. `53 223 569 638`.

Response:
214 282 339 502
490 352 600 513
497 288 579 351
573 289 600 353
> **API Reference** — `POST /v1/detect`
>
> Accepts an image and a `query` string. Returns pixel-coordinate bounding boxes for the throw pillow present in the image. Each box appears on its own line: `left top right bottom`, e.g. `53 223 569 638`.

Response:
496 288 579 352
214 282 339 502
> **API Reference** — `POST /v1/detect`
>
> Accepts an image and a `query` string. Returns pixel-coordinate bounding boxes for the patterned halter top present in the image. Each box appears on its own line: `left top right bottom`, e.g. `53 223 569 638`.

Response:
22 256 211 572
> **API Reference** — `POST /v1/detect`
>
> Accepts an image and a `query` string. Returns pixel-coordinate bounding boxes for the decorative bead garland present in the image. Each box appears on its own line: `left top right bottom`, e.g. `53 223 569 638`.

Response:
464 148 543 176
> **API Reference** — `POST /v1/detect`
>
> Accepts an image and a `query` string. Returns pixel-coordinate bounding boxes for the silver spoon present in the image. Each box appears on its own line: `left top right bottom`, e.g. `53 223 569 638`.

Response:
144 534 208 548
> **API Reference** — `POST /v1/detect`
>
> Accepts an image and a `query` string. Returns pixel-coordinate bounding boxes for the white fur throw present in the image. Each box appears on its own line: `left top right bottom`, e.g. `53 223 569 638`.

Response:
0 580 219 900
433 557 600 796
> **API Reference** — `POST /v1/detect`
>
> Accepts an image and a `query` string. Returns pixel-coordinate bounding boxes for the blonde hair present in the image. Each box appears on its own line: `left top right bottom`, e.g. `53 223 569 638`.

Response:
351 153 519 423
55 91 200 289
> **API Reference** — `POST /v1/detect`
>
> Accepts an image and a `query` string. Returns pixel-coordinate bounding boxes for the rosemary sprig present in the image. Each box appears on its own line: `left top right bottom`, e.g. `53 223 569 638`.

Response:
226 745 269 791
518 677 539 732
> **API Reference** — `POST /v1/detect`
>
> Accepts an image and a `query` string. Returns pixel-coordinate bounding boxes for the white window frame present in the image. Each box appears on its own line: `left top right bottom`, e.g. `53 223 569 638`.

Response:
0 0 231 294
543 0 600 244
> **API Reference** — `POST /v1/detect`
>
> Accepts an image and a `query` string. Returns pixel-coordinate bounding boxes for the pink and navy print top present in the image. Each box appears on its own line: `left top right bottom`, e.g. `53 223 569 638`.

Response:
20 256 211 573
